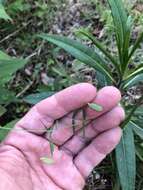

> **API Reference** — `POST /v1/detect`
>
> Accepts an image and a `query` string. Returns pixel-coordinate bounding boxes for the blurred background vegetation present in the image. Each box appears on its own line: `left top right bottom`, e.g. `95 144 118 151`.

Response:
0 0 143 189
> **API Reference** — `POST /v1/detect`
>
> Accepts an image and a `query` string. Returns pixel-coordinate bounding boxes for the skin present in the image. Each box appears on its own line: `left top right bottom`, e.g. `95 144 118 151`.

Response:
0 83 125 190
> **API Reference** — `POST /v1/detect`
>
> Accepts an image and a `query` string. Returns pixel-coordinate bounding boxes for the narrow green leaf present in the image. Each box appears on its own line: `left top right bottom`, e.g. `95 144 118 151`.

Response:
107 0 127 59
38 34 115 82
0 4 11 20
23 92 55 105
126 66 143 79
77 30 121 74
128 32 143 62
115 0 128 29
49 142 55 157
0 105 6 116
123 73 143 89
40 157 54 165
116 122 136 190
131 121 143 139
123 64 143 88
108 0 124 44
88 103 103 112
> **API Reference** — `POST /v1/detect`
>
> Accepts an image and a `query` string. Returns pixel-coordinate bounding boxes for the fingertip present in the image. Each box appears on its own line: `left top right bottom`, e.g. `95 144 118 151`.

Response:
94 127 122 155
110 127 122 144
112 106 125 123
100 86 122 102
86 86 122 119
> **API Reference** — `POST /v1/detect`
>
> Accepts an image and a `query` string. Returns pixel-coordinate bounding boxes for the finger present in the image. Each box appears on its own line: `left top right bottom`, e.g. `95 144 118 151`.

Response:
86 86 121 119
16 83 96 134
61 106 125 155
45 86 121 145
74 127 122 178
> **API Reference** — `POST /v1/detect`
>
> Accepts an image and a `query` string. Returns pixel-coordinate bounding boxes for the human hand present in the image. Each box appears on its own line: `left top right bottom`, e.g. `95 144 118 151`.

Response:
0 83 125 190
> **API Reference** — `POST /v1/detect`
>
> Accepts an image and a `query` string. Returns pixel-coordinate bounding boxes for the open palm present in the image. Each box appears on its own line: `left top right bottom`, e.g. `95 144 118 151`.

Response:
0 83 125 190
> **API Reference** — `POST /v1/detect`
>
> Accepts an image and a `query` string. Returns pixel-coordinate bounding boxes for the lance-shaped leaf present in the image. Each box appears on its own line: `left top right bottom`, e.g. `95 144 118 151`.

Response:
122 16 133 71
107 0 128 56
38 34 114 82
77 30 121 74
114 0 128 29
116 122 136 190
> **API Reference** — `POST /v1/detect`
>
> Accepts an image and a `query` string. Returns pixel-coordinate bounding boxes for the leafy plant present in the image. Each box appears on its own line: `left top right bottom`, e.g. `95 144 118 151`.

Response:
0 1 27 116
0 50 27 134
38 0 143 189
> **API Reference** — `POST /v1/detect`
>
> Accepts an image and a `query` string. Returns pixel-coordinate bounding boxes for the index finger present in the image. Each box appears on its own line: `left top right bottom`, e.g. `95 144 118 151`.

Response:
37 83 97 119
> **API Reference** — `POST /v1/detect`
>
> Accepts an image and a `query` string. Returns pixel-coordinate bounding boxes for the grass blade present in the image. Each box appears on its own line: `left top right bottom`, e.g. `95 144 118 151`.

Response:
38 34 115 82
116 122 136 190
